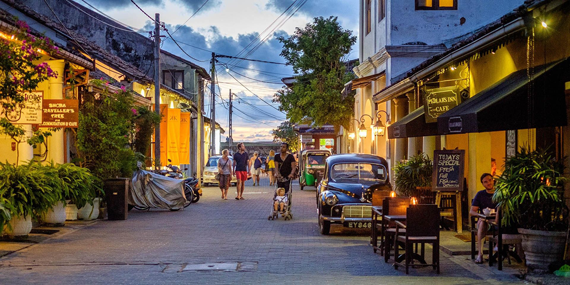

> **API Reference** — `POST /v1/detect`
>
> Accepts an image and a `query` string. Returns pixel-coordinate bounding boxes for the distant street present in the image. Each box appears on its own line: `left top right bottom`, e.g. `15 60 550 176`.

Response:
0 177 524 284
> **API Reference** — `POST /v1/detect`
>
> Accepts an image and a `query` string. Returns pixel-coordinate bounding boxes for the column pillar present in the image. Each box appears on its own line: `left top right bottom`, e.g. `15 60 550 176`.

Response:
46 60 65 164
406 93 418 158
423 136 436 159
468 133 491 201
393 97 407 163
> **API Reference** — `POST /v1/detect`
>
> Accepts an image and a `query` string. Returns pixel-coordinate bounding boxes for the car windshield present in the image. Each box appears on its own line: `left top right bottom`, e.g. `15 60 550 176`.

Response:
330 163 387 183
307 154 327 165
206 157 220 167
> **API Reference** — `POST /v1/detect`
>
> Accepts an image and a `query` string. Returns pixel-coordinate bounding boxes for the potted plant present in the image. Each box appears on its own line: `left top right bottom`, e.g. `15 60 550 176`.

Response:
0 161 61 237
493 147 568 273
393 153 433 200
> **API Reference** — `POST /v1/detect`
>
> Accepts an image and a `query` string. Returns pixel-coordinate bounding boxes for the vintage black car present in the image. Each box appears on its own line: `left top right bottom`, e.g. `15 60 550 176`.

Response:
316 154 390 235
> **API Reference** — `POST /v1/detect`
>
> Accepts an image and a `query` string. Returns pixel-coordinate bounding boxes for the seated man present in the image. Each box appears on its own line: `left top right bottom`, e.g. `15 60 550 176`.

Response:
469 173 497 264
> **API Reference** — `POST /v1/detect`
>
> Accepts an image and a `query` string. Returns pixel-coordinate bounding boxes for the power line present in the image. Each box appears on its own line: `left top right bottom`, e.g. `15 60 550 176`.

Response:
224 68 284 85
64 0 142 32
226 71 285 114
223 63 293 77
170 39 214 53
227 0 299 66
130 0 159 24
164 29 209 62
171 0 210 36
232 93 284 120
219 54 286 65
42 0 90 55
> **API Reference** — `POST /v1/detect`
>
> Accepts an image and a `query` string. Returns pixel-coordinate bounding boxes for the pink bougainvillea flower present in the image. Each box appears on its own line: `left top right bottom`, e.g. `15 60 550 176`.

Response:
120 85 126 91
131 108 137 115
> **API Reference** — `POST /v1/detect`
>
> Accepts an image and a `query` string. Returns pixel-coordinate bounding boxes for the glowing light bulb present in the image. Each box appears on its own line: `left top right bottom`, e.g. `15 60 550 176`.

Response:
541 21 547 28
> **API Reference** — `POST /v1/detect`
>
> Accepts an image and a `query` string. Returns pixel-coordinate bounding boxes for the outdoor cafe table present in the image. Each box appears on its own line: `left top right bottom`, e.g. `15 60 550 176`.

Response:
470 213 497 261
385 214 428 264
371 206 383 253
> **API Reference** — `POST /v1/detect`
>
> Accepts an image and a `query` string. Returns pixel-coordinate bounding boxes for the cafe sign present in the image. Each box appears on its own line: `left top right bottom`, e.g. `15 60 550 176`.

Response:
0 91 43 124
40 99 79 128
424 86 459 123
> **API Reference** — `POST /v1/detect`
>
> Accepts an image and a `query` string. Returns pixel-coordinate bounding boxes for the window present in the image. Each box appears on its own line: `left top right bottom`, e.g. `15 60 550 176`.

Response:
366 0 372 34
378 0 385 22
416 0 457 10
163 70 184 90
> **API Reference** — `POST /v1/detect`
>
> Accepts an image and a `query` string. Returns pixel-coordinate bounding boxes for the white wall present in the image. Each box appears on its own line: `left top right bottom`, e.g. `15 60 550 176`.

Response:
389 0 524 46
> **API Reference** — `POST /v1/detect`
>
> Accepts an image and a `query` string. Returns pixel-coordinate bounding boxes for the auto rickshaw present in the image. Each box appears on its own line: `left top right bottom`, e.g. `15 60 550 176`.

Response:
299 149 331 190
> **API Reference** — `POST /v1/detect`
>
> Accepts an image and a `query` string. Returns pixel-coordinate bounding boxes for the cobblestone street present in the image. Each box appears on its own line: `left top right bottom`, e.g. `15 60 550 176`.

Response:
0 177 527 284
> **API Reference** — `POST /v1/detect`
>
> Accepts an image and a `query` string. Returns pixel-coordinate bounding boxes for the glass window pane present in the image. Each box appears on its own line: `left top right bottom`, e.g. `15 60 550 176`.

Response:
418 0 433 7
175 72 183 89
440 0 454 7
164 71 172 88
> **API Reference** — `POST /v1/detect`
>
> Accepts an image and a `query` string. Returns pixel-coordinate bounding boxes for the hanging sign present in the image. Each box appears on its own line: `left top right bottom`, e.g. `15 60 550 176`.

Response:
424 87 459 123
160 104 168 166
179 112 191 164
432 149 465 192
0 91 43 124
167 108 181 165
301 135 313 143
40 99 79 128
506 130 517 159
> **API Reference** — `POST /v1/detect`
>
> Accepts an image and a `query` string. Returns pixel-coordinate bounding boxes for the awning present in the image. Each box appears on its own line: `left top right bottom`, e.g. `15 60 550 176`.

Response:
387 107 439 139
438 59 570 134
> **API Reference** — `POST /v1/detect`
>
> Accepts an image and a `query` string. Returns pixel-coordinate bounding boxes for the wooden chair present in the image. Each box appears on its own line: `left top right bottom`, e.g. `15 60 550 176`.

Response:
488 209 523 270
439 193 455 230
382 197 411 262
370 190 391 252
393 204 440 274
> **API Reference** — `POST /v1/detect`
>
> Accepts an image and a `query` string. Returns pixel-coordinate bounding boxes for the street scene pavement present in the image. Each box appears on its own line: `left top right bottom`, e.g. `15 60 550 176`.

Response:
0 177 528 284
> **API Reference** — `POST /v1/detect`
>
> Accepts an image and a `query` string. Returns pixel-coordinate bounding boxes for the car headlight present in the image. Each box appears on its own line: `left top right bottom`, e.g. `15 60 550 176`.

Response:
325 194 338 206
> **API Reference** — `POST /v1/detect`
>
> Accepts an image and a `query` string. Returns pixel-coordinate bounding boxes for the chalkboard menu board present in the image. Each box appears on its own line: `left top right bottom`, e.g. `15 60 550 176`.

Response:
432 149 465 192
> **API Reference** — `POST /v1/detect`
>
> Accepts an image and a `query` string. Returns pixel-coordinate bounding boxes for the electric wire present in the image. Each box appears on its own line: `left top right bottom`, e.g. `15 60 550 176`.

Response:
227 0 299 66
73 0 142 32
164 29 209 62
224 68 284 85
42 0 90 55
226 71 285 114
170 0 210 36
130 0 159 24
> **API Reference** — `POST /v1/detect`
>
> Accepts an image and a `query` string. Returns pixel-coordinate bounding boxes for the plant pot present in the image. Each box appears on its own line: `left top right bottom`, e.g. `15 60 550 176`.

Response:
43 201 66 226
4 215 32 238
78 198 101 220
518 228 566 273
65 203 78 221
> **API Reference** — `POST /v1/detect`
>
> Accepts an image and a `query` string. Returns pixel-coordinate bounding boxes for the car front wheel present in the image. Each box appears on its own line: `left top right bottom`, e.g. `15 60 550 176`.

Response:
319 215 330 235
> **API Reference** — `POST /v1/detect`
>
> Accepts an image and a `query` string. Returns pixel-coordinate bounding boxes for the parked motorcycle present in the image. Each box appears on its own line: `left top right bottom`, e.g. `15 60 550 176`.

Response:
157 160 201 204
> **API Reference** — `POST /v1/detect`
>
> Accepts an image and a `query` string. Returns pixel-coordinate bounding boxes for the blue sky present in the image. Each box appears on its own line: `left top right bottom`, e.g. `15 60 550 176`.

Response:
80 0 359 141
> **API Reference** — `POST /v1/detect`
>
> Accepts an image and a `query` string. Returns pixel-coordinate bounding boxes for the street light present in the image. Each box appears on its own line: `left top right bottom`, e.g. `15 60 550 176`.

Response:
358 110 391 138
358 123 367 138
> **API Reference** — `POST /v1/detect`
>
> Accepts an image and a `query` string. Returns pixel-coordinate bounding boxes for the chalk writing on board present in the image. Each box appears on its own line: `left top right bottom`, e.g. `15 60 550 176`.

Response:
433 150 465 192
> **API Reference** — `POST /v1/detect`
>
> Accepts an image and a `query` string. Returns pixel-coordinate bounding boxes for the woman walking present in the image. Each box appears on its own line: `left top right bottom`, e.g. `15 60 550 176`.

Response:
250 151 263 186
217 149 233 200
267 150 276 186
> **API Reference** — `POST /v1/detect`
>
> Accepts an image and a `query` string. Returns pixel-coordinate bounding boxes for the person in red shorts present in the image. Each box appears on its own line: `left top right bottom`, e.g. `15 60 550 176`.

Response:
232 143 250 200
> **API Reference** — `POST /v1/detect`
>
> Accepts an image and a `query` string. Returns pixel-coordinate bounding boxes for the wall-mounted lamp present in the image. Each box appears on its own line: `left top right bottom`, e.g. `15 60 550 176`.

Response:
541 21 548 28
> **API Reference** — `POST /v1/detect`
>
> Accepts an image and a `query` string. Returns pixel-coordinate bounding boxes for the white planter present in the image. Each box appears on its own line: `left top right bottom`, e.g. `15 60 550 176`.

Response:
65 204 78 221
4 215 32 238
78 198 101 220
43 201 66 225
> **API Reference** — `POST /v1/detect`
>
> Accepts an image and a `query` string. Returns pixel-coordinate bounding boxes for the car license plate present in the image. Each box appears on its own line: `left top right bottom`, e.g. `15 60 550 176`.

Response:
344 221 372 229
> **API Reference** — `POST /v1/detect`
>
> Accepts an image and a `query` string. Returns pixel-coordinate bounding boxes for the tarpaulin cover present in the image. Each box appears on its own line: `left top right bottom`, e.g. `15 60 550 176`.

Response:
128 170 187 209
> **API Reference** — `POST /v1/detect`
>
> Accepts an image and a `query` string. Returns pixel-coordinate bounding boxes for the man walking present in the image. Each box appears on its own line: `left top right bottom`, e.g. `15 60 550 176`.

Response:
233 143 250 200
274 142 297 193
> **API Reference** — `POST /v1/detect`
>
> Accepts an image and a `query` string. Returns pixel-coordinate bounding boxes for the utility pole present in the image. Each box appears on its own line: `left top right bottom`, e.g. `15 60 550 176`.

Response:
153 13 161 169
210 52 216 157
229 89 232 152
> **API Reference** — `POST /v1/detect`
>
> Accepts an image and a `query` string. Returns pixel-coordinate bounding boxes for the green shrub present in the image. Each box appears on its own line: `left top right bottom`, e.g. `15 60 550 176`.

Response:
394 153 433 197
53 162 102 208
494 147 567 231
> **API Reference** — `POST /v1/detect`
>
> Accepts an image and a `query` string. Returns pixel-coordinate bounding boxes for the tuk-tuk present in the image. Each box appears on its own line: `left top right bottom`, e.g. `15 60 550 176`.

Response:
299 149 331 190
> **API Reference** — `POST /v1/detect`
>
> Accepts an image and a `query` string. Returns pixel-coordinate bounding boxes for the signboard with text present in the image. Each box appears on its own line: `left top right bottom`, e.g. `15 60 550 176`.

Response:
424 86 459 123
40 99 79 128
432 149 465 192
0 91 43 124
506 130 517 159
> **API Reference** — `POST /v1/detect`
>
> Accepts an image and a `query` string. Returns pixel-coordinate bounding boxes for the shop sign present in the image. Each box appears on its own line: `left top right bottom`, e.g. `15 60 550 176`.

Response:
319 138 334 150
392 125 401 138
505 130 517 159
448 116 463 133
0 91 43 124
432 149 465 192
40 99 78 128
301 135 313 143
424 87 458 123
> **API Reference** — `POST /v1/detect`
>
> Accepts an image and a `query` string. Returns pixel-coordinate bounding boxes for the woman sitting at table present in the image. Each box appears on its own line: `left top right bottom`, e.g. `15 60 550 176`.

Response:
469 173 497 264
